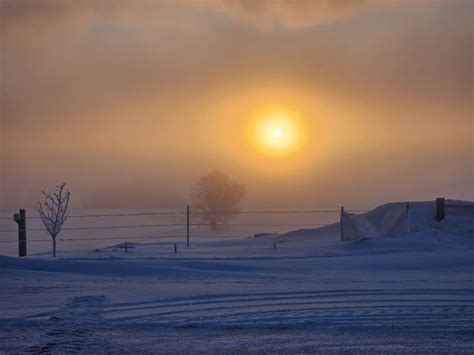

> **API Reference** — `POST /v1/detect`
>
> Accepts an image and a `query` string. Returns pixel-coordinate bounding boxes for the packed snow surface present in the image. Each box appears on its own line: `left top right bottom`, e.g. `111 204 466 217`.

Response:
0 201 473 353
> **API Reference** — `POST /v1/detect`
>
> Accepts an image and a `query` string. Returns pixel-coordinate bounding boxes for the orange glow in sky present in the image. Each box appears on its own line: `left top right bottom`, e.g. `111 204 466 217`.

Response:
2 0 472 209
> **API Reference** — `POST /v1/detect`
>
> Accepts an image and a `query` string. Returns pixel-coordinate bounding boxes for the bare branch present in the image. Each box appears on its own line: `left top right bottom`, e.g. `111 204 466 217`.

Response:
36 183 71 257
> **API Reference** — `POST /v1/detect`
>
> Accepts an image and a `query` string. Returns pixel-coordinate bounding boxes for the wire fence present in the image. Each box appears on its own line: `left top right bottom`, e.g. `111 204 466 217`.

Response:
0 209 369 232
2 199 471 255
0 207 370 255
0 222 337 233
0 209 365 220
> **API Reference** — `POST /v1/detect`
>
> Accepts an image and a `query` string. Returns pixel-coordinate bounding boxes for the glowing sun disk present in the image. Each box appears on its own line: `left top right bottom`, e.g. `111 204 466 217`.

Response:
254 113 300 155
273 128 283 139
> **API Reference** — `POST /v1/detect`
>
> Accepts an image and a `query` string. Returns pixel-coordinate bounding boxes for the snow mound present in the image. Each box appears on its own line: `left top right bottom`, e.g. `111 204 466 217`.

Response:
342 202 410 240
280 200 473 246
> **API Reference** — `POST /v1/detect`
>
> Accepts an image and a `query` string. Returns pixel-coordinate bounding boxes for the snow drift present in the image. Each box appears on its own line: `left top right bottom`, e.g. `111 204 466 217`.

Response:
340 200 473 241
341 202 410 241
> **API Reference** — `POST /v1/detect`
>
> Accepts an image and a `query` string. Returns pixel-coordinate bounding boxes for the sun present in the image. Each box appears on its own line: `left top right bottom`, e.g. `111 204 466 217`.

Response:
273 128 283 139
255 112 300 154
241 103 310 161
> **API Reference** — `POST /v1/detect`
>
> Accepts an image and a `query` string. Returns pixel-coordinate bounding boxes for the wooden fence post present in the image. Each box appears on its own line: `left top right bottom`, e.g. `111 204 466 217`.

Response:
13 209 27 257
436 197 445 222
340 206 344 241
186 205 190 247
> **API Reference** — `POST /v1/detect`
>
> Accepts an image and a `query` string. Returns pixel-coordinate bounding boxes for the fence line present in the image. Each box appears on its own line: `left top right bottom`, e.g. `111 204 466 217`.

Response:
0 207 363 234
0 206 359 256
0 234 253 244
0 209 369 221
0 222 332 233
2 198 471 256
0 223 186 233
189 210 344 214
0 212 185 220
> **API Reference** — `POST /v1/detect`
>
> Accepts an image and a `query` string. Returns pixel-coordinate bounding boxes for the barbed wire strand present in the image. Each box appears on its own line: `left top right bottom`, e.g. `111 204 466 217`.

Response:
0 234 259 244
0 222 334 233
0 209 370 220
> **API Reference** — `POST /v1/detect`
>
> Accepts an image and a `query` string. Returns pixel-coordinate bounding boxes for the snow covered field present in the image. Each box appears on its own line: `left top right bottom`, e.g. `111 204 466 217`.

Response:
0 201 473 353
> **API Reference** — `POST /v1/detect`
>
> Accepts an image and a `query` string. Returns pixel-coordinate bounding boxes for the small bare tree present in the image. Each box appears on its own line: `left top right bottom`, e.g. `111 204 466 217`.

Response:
191 170 246 231
36 183 71 257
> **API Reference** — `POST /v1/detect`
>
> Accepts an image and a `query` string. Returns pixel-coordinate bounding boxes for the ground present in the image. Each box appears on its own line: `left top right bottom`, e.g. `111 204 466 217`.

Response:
0 202 473 353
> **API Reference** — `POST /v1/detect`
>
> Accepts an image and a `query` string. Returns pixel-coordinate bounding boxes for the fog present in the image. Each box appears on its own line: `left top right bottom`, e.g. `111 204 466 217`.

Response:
1 0 472 211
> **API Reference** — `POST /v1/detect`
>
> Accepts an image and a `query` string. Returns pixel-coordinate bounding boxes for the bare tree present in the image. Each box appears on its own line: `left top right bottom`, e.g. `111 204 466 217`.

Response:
191 170 246 230
36 183 71 257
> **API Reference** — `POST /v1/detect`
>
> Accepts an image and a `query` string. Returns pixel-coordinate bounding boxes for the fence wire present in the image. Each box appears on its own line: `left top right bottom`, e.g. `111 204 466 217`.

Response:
0 207 365 253
0 208 369 221
0 234 254 244
0 222 334 233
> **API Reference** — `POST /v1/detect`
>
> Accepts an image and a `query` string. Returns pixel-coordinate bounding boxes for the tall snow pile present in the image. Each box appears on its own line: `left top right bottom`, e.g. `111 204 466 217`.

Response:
341 200 473 241
342 203 409 240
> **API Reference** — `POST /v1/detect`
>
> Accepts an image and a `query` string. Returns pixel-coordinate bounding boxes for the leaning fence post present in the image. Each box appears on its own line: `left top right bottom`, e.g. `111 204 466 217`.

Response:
340 206 344 241
436 197 445 222
13 209 27 257
186 205 190 247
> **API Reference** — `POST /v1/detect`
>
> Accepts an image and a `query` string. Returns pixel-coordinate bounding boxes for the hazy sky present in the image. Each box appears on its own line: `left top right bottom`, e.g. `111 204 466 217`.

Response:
1 0 473 211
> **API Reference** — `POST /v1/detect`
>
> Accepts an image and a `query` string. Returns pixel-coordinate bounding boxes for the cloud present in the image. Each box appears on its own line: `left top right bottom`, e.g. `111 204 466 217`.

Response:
211 0 396 28
3 0 95 40
208 0 450 29
3 0 442 39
